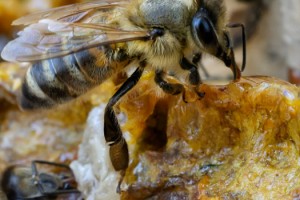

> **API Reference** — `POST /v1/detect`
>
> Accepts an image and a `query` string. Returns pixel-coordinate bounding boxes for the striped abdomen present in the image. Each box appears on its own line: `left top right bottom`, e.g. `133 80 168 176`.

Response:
21 46 129 109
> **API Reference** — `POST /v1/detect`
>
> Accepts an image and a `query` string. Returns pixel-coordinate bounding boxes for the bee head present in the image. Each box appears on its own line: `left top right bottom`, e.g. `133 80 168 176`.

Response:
191 3 229 57
191 1 242 79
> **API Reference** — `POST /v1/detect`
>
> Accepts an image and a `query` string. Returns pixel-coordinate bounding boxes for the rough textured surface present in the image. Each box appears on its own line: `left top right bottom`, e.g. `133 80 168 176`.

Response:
70 74 300 200
0 65 299 199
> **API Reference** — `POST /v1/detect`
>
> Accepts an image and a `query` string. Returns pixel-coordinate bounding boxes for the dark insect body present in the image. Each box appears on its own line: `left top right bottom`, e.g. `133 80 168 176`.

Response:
1 161 80 199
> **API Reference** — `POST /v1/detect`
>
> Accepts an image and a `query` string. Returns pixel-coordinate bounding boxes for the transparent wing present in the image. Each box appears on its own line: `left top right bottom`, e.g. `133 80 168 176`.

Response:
1 21 149 62
12 0 130 25
1 0 150 62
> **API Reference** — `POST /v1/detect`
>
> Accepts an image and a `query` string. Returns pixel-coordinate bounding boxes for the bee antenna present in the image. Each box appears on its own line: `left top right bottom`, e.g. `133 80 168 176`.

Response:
226 23 246 72
149 28 165 40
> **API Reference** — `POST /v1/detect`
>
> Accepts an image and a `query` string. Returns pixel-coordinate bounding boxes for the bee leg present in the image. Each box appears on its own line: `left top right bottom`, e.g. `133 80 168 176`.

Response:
180 57 205 98
192 53 210 78
154 70 184 95
104 64 145 193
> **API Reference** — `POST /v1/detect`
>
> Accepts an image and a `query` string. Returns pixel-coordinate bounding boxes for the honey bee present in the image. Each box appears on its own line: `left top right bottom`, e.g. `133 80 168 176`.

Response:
1 0 246 192
1 160 80 199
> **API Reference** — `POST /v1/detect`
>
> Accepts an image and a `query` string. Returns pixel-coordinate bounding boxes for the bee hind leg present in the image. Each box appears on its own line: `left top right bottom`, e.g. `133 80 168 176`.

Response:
104 64 145 193
180 57 205 98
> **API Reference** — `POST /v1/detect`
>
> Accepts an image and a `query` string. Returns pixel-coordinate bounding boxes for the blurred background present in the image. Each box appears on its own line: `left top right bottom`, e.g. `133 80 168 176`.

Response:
227 0 300 84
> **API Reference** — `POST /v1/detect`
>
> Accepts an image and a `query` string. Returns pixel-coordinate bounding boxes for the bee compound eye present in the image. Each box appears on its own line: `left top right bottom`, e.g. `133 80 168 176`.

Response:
192 16 218 48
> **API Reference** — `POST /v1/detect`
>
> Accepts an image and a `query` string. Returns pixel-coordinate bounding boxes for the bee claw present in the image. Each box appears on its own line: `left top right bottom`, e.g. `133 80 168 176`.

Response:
181 86 204 103
116 183 121 194
196 91 205 99
182 96 189 104
116 170 126 194
181 89 188 103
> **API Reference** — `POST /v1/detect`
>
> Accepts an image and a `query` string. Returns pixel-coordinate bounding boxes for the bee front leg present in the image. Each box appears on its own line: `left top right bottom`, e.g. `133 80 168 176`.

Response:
104 64 145 193
192 53 210 78
180 57 205 98
154 70 184 95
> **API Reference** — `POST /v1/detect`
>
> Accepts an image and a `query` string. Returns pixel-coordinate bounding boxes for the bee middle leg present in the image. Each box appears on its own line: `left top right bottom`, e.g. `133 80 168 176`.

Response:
104 64 145 193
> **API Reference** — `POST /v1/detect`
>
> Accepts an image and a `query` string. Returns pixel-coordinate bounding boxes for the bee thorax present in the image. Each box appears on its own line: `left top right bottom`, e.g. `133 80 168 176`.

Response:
127 32 182 70
139 0 190 31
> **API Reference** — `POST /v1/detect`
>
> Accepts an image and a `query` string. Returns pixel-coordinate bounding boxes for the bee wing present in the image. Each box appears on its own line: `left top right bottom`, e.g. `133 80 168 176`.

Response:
1 21 149 62
1 0 150 62
12 0 129 25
